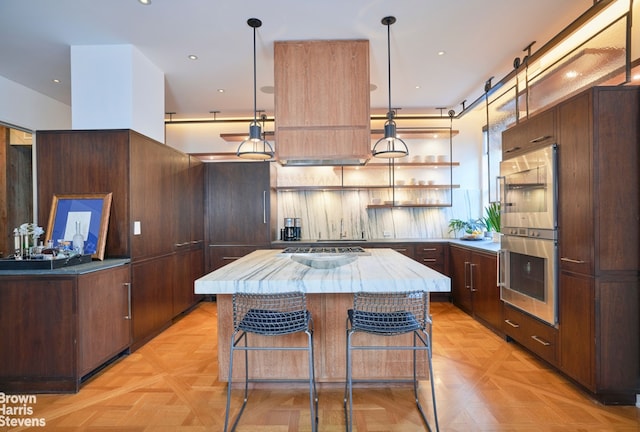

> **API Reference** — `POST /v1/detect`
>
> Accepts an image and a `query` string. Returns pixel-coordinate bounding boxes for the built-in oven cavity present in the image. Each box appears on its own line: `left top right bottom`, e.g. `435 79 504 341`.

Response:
508 251 545 302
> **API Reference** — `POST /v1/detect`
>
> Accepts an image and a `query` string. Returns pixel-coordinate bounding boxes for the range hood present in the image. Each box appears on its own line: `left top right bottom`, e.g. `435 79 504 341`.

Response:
274 40 371 167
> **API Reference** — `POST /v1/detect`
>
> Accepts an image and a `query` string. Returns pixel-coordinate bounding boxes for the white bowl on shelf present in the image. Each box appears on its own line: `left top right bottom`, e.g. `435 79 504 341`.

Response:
395 179 405 186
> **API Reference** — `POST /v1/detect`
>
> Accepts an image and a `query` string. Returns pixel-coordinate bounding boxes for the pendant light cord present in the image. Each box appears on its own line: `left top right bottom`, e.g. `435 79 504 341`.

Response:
252 23 258 124
386 19 392 118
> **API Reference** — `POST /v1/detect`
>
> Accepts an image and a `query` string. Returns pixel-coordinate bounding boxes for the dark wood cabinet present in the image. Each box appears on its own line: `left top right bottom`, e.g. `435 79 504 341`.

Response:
37 130 204 347
450 245 472 313
0 263 131 393
450 244 501 332
205 162 276 272
503 303 558 366
555 86 640 404
557 272 594 388
414 242 449 275
501 108 556 159
78 265 131 376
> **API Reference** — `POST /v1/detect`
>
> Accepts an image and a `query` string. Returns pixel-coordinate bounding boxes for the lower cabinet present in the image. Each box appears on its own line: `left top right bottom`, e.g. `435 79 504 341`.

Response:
78 265 131 377
559 271 639 403
131 256 174 348
450 245 501 332
173 244 205 316
0 263 131 393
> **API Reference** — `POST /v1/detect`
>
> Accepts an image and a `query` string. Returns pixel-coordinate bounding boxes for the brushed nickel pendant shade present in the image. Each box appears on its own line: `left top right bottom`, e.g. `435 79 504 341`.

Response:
237 18 274 160
372 16 408 159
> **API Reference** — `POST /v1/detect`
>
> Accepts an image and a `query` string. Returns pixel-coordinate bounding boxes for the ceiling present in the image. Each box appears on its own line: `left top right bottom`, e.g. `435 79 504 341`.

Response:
0 0 594 120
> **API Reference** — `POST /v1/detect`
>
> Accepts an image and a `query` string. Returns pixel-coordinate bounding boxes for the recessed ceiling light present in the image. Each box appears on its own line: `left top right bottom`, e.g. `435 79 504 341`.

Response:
437 51 446 56
52 79 61 83
217 89 225 93
415 85 421 89
565 70 579 79
633 73 640 81
138 0 151 5
188 55 198 60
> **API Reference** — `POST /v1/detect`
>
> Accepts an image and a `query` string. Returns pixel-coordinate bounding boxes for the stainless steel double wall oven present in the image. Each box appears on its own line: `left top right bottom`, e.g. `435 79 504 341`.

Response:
499 144 558 325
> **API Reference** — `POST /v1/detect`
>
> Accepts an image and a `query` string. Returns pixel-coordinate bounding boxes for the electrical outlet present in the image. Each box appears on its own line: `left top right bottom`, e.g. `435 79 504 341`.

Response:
383 230 391 238
134 221 141 235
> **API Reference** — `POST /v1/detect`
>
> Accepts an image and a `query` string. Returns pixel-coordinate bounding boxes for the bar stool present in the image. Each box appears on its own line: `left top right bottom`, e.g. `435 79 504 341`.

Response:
224 291 318 432
343 290 439 432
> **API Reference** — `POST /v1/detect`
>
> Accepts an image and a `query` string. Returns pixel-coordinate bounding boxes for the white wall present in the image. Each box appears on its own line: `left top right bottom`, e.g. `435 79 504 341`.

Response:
71 45 165 143
0 76 71 131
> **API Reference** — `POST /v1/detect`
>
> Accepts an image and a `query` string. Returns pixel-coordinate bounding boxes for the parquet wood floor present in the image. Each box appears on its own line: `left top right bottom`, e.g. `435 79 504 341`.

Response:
7 301 638 431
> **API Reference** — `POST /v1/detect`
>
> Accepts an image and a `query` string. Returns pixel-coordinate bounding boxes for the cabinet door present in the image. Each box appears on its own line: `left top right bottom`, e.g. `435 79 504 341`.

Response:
450 246 472 313
78 265 131 376
471 251 502 330
502 108 556 159
558 272 595 390
557 92 594 275
131 256 174 346
206 162 273 245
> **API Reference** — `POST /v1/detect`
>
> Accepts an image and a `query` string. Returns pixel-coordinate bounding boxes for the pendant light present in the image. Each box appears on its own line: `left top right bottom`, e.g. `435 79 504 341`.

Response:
372 16 408 159
237 18 274 160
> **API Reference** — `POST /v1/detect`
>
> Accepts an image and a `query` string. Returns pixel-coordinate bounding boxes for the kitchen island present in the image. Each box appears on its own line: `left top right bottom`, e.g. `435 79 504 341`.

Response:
195 248 450 382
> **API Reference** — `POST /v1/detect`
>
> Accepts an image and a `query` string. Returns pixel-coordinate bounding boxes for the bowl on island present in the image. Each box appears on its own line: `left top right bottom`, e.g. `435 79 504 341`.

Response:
290 253 357 269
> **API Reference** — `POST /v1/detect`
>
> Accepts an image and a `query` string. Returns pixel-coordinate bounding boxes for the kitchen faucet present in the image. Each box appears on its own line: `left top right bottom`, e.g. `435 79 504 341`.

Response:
340 219 347 239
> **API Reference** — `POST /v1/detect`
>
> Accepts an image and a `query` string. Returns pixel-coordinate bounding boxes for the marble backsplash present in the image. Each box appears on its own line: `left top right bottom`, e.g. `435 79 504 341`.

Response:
277 188 480 241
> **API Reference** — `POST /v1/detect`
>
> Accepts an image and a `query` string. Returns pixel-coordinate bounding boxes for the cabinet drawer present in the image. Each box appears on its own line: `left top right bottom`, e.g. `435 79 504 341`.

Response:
503 304 558 365
415 243 447 273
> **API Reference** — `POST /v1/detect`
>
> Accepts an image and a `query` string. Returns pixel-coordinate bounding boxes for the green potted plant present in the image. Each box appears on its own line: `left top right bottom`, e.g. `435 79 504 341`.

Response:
482 202 501 242
448 218 485 239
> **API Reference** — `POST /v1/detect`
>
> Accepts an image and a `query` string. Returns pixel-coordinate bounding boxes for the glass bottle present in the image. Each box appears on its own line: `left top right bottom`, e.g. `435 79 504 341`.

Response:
73 221 84 255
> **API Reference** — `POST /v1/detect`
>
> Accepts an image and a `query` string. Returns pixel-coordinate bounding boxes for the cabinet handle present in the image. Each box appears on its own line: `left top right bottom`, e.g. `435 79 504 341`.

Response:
504 146 521 154
222 256 243 261
469 263 477 291
263 191 267 224
422 258 437 263
560 257 586 264
531 335 551 346
393 248 407 252
504 319 520 328
530 135 552 143
124 282 132 320
421 247 437 252
464 261 470 290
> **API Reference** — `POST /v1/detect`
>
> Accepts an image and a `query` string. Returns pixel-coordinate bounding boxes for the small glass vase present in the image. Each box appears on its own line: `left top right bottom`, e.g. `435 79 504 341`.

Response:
73 222 85 255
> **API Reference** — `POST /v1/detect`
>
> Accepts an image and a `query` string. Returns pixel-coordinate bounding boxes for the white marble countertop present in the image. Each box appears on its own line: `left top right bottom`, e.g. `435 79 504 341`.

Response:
195 248 450 294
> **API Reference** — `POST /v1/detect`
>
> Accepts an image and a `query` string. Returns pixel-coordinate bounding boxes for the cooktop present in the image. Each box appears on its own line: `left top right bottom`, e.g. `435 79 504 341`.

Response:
281 246 369 255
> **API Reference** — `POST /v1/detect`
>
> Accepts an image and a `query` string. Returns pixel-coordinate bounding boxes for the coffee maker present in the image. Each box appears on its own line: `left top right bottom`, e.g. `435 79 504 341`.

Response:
283 218 296 241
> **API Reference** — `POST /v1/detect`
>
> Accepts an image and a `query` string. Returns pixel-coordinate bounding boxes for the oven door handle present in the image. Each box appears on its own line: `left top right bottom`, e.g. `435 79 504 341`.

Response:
497 249 508 288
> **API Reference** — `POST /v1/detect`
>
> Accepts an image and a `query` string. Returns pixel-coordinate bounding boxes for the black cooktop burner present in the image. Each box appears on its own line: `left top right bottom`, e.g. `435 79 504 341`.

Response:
282 246 368 255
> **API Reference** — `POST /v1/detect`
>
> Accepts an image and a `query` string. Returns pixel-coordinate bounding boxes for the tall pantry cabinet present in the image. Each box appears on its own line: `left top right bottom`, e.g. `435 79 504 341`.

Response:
556 86 639 404
205 161 277 272
36 130 205 349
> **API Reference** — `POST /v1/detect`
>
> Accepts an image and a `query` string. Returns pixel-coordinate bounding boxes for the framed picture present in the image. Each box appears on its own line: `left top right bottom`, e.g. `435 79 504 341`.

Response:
45 193 113 260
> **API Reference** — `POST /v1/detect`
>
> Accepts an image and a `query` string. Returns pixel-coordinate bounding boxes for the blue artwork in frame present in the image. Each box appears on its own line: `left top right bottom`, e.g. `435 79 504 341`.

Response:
45 193 113 260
